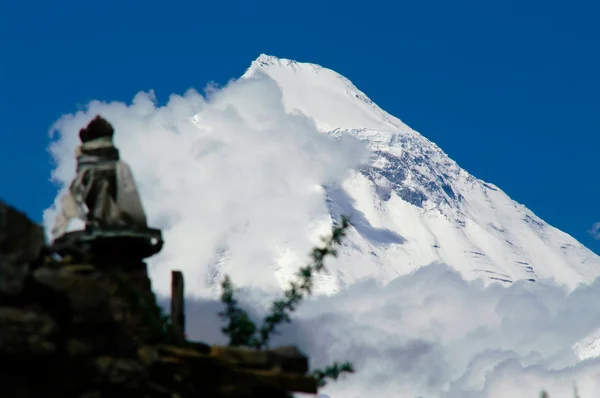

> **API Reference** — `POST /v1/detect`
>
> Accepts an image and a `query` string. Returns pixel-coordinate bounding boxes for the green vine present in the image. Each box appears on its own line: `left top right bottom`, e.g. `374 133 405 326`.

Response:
311 362 355 387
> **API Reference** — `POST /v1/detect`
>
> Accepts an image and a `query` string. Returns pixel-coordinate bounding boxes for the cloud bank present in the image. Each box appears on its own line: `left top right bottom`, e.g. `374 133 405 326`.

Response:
44 73 600 397
44 72 367 296
182 264 600 398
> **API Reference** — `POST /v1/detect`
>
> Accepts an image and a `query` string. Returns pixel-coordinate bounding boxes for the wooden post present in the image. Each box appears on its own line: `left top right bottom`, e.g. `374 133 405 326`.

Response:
171 270 185 341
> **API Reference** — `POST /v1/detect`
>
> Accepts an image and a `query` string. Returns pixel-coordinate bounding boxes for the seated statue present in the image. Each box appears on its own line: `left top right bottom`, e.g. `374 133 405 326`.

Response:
50 116 162 260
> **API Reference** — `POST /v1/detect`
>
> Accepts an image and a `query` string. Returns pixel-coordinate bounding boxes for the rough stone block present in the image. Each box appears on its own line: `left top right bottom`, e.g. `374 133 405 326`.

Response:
0 200 45 297
0 306 57 357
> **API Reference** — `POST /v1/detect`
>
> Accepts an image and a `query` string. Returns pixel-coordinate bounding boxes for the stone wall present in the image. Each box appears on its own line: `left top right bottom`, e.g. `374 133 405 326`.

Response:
0 200 317 397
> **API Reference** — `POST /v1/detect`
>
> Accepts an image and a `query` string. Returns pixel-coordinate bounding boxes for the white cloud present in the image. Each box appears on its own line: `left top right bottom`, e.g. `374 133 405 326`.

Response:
44 73 600 397
589 222 600 240
44 72 368 297
182 264 600 398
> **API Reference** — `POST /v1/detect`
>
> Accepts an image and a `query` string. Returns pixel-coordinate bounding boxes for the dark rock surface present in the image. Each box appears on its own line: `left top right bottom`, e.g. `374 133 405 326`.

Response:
0 201 45 296
0 200 317 397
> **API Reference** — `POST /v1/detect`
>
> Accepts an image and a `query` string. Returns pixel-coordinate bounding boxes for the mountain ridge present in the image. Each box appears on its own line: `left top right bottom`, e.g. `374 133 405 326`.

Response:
233 54 600 292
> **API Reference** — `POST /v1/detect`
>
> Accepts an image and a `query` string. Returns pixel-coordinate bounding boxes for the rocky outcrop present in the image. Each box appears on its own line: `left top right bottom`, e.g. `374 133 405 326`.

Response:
0 200 318 397
0 201 45 297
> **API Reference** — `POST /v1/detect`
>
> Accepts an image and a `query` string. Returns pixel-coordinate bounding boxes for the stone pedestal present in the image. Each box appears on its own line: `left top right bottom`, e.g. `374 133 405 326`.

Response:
113 261 153 295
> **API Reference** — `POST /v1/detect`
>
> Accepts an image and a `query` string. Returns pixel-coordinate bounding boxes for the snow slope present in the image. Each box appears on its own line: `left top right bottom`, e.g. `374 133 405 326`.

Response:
229 54 600 293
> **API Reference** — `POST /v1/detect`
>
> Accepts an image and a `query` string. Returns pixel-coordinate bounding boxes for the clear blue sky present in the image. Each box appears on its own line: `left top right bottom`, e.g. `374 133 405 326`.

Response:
1 0 599 254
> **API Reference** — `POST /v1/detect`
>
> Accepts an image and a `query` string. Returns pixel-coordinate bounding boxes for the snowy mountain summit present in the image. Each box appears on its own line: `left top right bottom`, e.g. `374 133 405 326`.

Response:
235 54 600 292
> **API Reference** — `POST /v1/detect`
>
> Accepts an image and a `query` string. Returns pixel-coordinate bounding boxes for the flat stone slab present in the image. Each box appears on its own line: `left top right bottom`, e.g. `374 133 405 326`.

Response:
49 227 163 261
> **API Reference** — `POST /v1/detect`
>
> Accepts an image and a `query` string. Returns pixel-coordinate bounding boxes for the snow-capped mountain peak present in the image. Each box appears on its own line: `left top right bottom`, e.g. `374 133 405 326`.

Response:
244 54 413 134
235 54 600 292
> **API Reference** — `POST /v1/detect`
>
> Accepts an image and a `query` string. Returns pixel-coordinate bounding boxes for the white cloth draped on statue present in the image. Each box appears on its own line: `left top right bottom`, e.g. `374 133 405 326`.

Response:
51 137 147 241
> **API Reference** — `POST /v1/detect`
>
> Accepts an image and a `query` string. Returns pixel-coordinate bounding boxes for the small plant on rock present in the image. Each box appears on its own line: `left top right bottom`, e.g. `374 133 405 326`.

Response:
219 216 355 387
